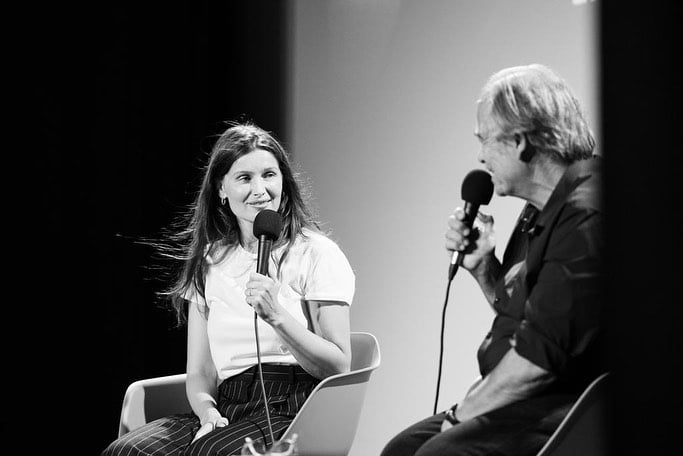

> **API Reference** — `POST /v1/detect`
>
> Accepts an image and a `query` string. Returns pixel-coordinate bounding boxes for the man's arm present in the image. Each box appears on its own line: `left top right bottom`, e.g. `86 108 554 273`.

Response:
451 346 555 423
446 209 501 309
470 254 502 308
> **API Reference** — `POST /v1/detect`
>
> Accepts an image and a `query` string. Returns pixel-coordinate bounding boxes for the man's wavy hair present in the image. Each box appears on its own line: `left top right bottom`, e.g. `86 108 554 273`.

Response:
479 64 596 163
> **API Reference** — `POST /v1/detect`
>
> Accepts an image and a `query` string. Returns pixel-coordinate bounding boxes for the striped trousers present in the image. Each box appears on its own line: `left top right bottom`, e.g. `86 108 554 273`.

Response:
102 364 319 456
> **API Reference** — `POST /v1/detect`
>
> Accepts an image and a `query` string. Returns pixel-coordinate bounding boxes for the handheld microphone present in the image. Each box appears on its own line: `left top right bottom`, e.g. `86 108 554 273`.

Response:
253 209 284 276
251 209 283 449
435 169 493 415
448 169 494 281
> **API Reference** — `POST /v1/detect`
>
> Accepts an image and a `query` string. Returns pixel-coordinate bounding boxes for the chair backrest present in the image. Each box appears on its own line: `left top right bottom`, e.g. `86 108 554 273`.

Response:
276 332 381 456
535 372 611 456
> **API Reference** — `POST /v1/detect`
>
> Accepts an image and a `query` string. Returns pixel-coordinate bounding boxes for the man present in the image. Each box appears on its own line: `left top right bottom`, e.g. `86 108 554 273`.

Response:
381 64 605 456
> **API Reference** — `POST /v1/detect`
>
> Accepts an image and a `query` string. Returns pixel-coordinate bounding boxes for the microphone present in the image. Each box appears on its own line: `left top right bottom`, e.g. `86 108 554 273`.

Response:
448 169 494 281
434 169 493 414
253 209 284 276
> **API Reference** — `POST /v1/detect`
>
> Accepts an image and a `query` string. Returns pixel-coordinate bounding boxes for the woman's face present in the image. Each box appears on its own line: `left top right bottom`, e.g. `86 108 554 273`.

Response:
219 148 283 238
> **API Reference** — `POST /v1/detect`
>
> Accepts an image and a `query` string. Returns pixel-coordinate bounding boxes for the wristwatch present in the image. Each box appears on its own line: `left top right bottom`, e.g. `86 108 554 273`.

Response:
444 403 460 425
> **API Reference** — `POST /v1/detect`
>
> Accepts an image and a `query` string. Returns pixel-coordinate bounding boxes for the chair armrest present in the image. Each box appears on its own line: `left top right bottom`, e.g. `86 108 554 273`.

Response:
118 373 190 437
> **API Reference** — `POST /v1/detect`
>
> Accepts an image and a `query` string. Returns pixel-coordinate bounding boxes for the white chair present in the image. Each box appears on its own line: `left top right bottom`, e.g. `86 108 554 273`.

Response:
536 372 611 456
117 332 381 456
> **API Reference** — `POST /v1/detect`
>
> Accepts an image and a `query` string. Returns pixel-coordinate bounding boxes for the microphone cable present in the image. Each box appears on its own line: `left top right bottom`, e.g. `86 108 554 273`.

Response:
433 275 454 415
254 311 276 446
250 210 284 450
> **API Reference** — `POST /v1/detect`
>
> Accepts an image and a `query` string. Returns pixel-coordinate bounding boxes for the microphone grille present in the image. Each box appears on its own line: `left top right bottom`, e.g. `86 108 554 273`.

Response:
253 209 283 240
461 169 494 205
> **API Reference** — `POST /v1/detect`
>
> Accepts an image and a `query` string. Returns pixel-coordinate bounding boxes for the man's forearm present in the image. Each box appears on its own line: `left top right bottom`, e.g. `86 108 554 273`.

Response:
471 254 502 308
455 347 555 421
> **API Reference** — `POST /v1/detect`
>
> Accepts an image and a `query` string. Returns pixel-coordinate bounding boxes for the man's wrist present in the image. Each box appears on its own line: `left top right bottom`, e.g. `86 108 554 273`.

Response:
471 253 497 281
444 403 460 425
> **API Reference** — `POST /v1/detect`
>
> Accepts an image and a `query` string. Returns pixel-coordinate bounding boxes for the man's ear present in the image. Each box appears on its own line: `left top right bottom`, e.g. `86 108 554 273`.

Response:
517 133 535 163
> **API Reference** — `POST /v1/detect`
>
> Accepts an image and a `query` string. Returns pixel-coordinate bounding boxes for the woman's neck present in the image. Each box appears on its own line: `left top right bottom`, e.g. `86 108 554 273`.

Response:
236 219 258 253
240 234 258 253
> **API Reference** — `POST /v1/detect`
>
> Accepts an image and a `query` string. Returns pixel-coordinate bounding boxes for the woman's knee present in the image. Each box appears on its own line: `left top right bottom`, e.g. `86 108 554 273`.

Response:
101 437 137 456
102 415 196 456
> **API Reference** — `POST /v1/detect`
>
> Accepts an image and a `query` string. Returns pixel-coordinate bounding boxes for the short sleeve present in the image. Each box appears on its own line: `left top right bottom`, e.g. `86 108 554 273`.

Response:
183 283 207 309
303 238 355 304
182 245 212 309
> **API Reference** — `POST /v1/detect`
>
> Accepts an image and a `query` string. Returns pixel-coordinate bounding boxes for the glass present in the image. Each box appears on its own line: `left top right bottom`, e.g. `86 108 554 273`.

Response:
240 434 298 456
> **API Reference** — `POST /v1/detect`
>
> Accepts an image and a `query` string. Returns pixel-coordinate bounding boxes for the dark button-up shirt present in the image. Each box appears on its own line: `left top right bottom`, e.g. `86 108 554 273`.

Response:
477 157 605 392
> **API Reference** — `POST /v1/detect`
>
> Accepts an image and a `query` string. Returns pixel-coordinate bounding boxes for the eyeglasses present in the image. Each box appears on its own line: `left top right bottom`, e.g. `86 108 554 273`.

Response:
477 130 529 146
475 131 505 145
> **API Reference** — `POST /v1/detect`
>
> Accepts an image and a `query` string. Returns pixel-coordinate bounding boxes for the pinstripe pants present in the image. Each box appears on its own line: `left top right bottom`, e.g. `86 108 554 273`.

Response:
102 364 319 456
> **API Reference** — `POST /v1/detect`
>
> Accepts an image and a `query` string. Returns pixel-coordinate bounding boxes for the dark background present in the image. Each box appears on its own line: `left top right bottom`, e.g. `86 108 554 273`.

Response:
26 0 289 451
19 1 682 454
601 1 682 454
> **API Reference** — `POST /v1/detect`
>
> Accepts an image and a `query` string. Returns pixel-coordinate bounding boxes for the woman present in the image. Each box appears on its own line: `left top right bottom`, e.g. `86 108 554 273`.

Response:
102 122 355 456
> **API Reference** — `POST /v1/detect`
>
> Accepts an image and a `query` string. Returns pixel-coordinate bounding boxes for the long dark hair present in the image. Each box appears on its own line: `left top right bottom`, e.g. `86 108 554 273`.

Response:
158 122 320 324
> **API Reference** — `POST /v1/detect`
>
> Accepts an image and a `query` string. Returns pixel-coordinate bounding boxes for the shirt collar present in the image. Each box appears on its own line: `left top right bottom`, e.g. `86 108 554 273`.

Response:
524 156 602 237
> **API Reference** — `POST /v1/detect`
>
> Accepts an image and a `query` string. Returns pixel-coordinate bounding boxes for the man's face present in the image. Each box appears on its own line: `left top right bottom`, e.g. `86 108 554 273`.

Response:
474 101 525 197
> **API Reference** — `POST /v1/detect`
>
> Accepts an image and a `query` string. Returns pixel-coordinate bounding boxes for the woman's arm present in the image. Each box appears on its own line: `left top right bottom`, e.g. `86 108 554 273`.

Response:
246 273 351 379
274 300 351 379
186 300 228 441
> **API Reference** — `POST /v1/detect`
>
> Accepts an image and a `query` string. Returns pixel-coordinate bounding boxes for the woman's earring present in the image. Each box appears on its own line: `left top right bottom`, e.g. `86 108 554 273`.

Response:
221 197 227 206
